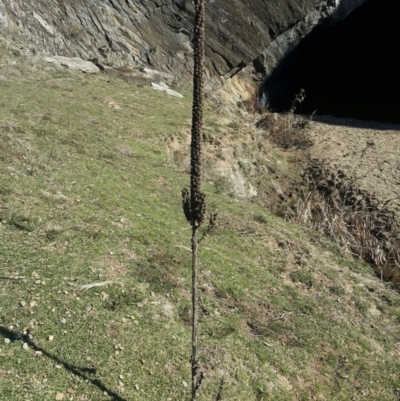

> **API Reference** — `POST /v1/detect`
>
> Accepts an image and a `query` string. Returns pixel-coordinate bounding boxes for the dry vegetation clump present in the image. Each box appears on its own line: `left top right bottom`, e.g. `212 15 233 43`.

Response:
283 160 400 288
243 90 314 150
256 110 313 150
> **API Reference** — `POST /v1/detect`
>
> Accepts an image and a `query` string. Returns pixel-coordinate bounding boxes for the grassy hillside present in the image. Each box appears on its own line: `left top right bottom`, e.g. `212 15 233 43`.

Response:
1 63 400 401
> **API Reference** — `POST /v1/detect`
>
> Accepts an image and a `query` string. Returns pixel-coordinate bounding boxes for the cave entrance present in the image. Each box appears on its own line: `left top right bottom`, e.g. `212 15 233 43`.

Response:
264 0 400 123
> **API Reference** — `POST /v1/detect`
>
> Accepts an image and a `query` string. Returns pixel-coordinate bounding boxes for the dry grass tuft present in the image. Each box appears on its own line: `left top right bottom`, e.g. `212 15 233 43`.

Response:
242 91 314 150
256 109 313 150
284 164 400 288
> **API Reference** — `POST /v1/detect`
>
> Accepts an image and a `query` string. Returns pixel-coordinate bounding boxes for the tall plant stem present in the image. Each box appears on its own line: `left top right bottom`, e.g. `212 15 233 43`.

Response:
180 0 206 399
191 226 199 401
190 1 205 399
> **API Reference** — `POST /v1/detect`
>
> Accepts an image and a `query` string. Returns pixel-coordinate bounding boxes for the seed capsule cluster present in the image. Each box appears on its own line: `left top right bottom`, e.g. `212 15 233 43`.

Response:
182 0 206 228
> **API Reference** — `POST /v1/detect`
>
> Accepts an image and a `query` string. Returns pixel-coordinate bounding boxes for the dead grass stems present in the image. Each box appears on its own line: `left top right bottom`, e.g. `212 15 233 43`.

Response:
244 91 400 289
284 181 400 289
243 89 314 150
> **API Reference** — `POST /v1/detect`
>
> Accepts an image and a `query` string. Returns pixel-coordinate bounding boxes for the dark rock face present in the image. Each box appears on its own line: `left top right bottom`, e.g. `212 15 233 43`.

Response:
0 1 367 86
264 0 400 123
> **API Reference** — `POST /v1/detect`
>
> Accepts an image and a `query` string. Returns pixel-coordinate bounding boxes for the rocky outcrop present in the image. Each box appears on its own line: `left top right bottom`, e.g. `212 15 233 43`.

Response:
0 1 368 91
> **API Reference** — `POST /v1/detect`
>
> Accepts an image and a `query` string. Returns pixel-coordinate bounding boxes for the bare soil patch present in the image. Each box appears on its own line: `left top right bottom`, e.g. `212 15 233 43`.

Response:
308 116 400 225
281 115 400 286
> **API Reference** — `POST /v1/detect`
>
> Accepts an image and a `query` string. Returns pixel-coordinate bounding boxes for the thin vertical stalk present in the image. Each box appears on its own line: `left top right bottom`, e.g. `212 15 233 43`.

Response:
181 1 207 399
191 227 199 401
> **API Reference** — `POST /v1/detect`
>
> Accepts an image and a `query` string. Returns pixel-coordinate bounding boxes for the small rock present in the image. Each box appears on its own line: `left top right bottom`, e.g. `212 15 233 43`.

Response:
35 351 43 356
55 364 62 369
55 392 64 400
143 68 174 83
67 388 75 394
151 82 183 98
22 342 29 350
60 318 67 324
48 335 54 342
45 56 100 74
182 380 188 388
20 301 26 307
4 338 11 344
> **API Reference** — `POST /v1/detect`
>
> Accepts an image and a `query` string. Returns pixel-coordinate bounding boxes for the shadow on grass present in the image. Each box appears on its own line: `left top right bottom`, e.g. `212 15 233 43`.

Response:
0 325 127 401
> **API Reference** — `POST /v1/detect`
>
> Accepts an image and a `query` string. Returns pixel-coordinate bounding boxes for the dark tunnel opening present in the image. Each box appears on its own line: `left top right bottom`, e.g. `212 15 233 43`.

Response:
264 0 400 123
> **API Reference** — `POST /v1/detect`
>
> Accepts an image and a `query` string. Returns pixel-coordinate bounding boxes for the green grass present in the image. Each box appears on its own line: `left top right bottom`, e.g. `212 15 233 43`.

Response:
1 65 400 400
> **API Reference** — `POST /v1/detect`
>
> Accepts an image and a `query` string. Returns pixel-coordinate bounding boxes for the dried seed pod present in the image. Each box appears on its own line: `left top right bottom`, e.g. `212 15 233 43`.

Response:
183 0 207 229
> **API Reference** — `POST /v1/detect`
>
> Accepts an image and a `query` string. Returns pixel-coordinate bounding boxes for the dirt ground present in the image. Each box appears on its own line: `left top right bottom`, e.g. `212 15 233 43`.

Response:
307 115 400 231
309 116 400 201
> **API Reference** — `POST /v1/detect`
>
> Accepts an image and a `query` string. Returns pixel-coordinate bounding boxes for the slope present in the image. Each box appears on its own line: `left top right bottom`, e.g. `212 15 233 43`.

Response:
1 55 400 401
